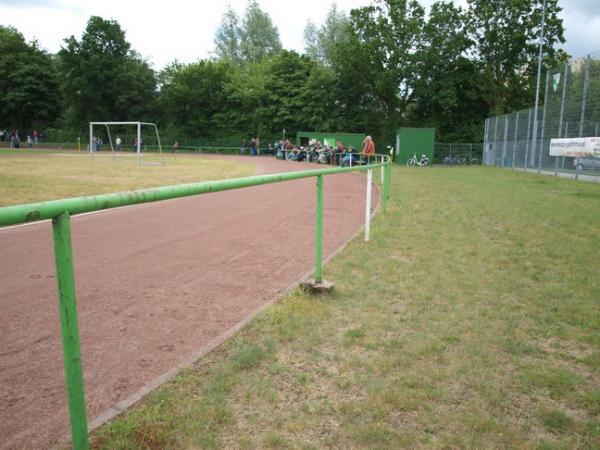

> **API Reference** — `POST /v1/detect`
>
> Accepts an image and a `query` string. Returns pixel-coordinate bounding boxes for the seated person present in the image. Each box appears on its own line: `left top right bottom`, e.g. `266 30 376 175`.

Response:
333 141 345 165
341 145 359 167
317 145 331 164
295 147 307 162
276 141 285 159
283 139 295 159
308 142 320 162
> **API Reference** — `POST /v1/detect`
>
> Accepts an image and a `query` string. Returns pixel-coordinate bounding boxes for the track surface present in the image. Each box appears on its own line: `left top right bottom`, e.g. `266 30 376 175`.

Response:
0 155 378 449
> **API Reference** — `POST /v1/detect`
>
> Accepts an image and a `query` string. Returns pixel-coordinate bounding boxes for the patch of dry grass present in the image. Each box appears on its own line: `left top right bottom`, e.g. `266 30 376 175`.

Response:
0 151 256 206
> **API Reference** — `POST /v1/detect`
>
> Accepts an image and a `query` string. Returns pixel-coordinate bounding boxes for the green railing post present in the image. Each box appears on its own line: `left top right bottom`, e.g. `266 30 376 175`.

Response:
52 212 89 450
315 175 324 283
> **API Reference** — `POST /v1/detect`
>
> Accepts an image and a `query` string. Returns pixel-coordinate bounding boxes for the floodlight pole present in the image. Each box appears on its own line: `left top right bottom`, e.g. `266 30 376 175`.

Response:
530 0 547 168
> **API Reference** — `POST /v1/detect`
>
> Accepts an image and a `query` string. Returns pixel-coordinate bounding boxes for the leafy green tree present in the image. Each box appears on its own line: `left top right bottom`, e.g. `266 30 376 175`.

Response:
0 26 61 131
214 5 242 66
219 61 271 139
467 0 565 115
58 16 157 129
303 20 321 61
240 0 282 63
158 60 233 138
262 50 313 135
409 1 487 141
331 0 426 142
301 64 340 131
303 3 351 66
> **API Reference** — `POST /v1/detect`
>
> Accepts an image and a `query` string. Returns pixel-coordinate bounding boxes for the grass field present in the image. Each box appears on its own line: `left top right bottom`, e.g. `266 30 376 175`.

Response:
81 165 600 449
0 150 256 207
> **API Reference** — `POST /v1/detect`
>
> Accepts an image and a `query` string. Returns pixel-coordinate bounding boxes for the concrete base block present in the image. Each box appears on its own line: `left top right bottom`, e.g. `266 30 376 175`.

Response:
299 279 334 295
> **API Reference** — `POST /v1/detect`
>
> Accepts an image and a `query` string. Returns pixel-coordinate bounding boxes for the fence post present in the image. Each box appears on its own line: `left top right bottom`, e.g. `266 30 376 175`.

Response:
365 169 372 242
492 116 498 166
483 118 488 158
502 115 509 168
314 175 323 283
538 70 550 174
52 212 89 450
555 62 568 176
512 111 519 168
524 108 532 170
575 56 591 180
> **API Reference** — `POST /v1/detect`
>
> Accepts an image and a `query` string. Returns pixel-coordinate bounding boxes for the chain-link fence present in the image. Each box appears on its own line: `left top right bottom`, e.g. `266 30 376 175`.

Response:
483 51 600 180
434 143 482 165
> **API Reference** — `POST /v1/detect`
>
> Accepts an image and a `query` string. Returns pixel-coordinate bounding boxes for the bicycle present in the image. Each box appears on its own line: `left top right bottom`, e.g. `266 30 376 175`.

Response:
407 152 431 167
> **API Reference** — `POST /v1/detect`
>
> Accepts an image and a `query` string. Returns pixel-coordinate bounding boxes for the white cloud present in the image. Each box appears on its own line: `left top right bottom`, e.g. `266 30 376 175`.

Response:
559 5 600 57
0 0 598 68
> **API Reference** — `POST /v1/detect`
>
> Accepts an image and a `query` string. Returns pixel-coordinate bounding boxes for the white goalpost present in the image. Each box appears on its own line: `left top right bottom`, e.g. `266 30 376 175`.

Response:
89 121 164 165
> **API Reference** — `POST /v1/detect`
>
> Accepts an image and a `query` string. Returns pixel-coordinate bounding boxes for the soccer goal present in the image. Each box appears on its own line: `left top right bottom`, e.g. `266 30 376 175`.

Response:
89 121 164 165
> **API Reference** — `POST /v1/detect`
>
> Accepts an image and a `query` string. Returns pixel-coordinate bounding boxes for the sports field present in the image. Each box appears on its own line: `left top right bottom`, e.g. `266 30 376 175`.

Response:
85 166 599 449
0 150 255 206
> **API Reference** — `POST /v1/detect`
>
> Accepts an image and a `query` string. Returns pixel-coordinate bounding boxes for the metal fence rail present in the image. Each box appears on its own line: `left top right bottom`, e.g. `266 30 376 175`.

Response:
483 51 600 180
0 155 391 450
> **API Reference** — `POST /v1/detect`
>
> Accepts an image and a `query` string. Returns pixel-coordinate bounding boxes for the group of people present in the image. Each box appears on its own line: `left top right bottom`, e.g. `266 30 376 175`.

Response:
0 129 42 148
272 136 376 166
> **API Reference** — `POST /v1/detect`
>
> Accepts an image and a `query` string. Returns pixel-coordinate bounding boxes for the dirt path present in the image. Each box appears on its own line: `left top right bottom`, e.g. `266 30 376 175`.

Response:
0 155 379 449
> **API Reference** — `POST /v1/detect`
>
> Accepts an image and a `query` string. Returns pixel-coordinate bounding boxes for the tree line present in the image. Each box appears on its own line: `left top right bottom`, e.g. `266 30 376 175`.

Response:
0 0 565 147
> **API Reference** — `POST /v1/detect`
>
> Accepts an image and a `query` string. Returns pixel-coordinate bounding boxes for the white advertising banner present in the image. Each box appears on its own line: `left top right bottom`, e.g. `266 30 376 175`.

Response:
549 137 600 157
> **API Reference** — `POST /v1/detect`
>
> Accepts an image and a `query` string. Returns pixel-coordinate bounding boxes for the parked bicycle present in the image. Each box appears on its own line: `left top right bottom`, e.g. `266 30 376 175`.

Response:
407 153 431 167
443 155 479 165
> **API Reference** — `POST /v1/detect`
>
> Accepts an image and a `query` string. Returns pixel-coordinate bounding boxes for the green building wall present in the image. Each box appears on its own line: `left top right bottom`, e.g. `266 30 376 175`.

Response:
395 128 436 164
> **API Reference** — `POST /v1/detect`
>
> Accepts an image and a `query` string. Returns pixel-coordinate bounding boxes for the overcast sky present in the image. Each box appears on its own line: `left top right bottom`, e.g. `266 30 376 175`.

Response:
1 0 598 69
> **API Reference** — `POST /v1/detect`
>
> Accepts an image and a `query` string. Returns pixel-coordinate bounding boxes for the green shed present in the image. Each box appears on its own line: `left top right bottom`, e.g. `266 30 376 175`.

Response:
296 131 365 151
395 128 436 164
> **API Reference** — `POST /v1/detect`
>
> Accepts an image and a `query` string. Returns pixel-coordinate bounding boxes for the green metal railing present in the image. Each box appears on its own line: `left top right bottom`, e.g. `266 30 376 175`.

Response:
0 155 391 449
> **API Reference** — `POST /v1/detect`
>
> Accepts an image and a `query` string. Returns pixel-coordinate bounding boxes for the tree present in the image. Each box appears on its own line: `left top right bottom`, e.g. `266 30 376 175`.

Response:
0 26 61 131
303 3 351 66
409 1 487 141
219 60 271 139
58 16 157 129
214 5 242 65
239 0 282 63
158 60 233 138
467 0 565 115
331 0 426 142
301 64 340 131
262 50 313 135
303 20 321 61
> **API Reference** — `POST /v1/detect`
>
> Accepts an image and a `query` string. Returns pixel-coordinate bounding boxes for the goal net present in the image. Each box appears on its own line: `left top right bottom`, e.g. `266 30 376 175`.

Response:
89 121 164 165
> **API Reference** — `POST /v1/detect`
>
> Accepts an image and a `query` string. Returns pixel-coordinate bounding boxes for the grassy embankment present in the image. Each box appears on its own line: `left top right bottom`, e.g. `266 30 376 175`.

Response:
76 165 598 448
0 150 256 207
